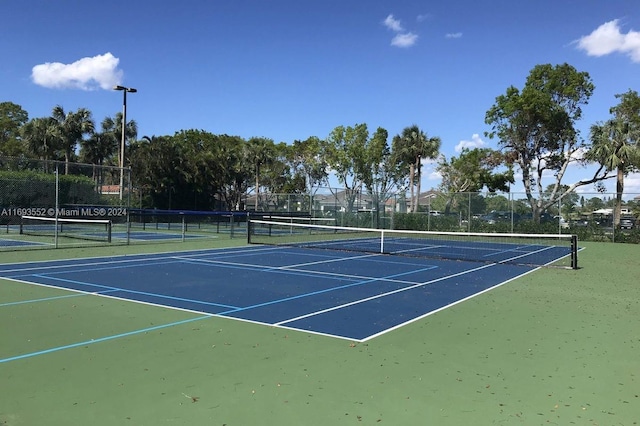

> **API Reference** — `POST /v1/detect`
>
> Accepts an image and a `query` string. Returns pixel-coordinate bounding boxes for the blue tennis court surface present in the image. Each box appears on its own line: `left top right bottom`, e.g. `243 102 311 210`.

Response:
113 231 211 241
0 238 46 247
0 231 209 247
0 245 548 341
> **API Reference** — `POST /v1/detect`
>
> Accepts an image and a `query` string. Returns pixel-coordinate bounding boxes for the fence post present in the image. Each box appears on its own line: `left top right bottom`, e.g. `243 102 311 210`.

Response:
468 192 471 232
54 165 59 249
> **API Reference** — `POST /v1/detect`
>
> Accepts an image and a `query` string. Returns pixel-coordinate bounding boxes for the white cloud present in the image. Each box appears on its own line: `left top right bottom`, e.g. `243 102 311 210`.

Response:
383 14 419 48
416 14 431 23
624 173 640 195
427 170 442 180
419 157 440 181
576 19 640 63
391 32 418 48
383 14 404 32
31 52 123 90
567 146 587 162
455 133 486 152
421 156 438 166
445 32 463 39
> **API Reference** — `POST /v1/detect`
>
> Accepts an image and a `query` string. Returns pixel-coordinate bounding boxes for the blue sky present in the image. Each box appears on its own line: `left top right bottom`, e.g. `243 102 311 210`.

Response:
2 0 640 197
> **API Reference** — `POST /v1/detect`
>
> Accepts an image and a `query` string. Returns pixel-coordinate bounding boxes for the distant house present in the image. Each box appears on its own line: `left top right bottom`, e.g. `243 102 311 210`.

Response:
592 207 633 216
313 190 375 215
384 190 441 213
243 193 308 213
100 185 120 195
416 190 440 210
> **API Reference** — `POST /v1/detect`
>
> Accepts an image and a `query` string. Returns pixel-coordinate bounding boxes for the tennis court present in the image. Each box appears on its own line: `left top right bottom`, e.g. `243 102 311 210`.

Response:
0 226 573 346
2 233 639 426
0 216 223 251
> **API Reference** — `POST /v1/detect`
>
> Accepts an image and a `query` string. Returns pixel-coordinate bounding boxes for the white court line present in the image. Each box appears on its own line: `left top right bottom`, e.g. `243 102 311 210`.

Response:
273 246 560 338
172 255 430 286
275 261 498 328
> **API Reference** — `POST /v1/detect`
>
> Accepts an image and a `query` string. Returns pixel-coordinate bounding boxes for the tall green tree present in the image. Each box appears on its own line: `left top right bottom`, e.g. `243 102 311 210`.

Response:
391 125 441 212
362 127 391 193
172 129 222 210
586 90 640 225
543 184 579 219
247 137 276 211
324 123 370 212
485 63 609 221
585 196 605 212
51 106 95 174
436 148 514 214
437 148 513 193
246 142 304 211
209 133 251 211
275 142 305 194
131 131 216 210
129 135 186 209
290 136 328 195
0 102 28 156
362 127 402 222
484 194 511 212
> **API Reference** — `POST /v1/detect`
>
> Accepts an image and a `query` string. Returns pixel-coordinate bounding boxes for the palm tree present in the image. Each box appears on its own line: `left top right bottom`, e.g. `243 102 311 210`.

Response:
51 106 95 174
80 117 120 185
588 119 640 225
21 117 62 169
587 90 640 226
247 137 275 210
393 125 441 212
112 111 138 168
80 117 119 165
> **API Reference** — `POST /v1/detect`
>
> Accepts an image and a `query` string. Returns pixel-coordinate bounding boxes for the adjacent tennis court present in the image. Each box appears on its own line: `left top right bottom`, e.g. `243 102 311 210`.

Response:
0 217 220 250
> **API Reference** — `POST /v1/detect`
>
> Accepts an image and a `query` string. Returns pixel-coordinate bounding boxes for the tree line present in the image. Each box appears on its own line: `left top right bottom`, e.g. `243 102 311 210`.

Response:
1 63 639 223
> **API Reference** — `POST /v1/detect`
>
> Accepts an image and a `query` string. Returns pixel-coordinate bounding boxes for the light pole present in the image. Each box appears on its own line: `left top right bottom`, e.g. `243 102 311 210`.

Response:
113 85 137 200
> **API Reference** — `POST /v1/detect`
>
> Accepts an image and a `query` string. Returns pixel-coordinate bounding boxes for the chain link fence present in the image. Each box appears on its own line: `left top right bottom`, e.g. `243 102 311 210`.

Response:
245 187 640 243
3 155 639 250
1 156 131 250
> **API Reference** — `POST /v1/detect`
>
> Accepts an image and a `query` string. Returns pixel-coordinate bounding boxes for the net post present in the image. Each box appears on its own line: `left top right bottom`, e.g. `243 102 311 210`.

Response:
571 235 578 269
380 230 385 254
247 218 253 244
181 214 186 242
126 209 131 245
230 212 235 239
54 165 59 249
107 221 112 243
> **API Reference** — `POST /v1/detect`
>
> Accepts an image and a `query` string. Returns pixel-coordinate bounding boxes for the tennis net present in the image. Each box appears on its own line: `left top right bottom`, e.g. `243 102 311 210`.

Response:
260 215 337 226
20 215 112 243
247 219 578 269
